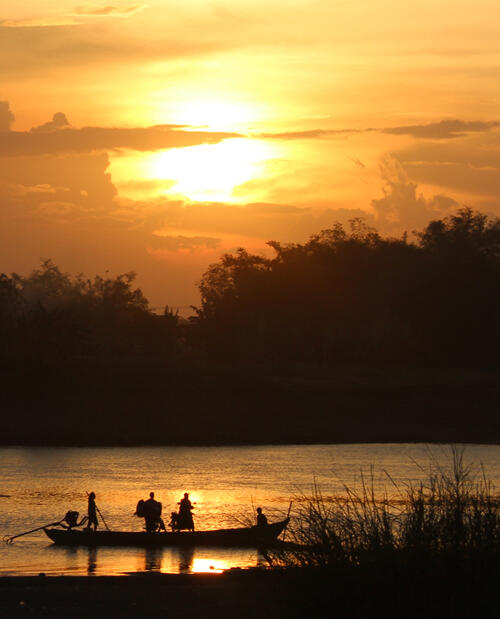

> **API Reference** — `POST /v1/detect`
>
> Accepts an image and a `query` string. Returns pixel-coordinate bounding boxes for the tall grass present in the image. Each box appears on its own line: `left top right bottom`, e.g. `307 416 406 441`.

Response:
274 449 499 569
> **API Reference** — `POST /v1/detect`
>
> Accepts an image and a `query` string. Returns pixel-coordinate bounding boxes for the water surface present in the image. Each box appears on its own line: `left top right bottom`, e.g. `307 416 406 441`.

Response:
1 444 499 576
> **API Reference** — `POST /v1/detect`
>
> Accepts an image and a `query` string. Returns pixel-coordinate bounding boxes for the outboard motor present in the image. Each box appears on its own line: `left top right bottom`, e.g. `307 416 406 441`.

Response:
64 510 80 529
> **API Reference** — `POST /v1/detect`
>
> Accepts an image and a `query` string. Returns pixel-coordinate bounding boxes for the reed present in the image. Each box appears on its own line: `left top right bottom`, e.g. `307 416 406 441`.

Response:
273 448 499 569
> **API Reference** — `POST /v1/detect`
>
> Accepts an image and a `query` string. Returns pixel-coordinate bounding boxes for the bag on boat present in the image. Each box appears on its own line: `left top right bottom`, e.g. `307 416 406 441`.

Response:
135 500 145 518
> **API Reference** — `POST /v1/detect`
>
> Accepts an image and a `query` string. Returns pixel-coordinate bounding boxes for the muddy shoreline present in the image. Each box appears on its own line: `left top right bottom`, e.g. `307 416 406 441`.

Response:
1 564 498 619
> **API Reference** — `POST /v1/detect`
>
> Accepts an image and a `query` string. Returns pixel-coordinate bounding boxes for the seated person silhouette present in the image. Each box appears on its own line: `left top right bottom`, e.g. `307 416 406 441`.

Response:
169 511 180 532
256 507 268 526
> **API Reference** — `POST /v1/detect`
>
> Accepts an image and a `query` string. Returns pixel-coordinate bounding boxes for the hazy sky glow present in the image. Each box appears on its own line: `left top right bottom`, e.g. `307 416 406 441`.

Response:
2 0 500 307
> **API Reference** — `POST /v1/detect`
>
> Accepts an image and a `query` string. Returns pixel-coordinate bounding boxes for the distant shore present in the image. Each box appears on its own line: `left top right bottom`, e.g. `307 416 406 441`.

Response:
1 359 498 446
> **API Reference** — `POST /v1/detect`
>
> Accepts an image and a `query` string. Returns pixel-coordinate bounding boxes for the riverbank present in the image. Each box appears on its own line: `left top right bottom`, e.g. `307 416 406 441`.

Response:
1 563 498 619
1 359 499 445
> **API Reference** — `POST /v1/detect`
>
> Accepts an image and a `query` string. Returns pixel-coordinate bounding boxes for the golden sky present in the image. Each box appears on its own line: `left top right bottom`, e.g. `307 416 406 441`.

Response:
1 1 500 308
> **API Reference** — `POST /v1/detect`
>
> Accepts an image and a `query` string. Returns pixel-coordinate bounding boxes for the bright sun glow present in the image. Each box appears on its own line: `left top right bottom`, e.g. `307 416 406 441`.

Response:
109 95 280 203
145 138 277 202
154 97 265 132
171 101 254 131
192 558 228 574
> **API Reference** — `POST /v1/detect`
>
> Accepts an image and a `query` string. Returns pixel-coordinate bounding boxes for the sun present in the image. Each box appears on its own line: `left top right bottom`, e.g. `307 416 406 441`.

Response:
145 138 277 202
109 98 279 202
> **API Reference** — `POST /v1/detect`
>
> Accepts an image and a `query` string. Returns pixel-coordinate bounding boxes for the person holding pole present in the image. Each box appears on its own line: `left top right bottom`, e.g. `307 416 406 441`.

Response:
86 491 98 532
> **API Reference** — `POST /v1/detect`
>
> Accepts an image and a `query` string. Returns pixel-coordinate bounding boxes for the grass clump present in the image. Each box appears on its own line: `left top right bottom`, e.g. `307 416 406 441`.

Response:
275 448 499 569
264 449 500 617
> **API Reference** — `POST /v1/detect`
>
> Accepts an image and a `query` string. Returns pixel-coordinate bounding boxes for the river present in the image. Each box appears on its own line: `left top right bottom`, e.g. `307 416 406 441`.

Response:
1 444 499 576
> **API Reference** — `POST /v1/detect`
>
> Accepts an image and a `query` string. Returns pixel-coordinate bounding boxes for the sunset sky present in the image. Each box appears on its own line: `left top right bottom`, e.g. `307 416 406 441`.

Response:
1 0 500 309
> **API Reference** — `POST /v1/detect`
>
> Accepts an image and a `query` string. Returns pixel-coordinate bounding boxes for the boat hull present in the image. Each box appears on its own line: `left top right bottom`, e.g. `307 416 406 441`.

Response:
43 519 289 548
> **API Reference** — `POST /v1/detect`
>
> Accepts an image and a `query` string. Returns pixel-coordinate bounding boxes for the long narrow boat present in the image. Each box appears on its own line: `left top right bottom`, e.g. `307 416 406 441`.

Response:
44 519 289 548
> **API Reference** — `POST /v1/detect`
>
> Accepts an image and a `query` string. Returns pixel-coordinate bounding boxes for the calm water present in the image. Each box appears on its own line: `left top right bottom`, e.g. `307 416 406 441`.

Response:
1 444 499 576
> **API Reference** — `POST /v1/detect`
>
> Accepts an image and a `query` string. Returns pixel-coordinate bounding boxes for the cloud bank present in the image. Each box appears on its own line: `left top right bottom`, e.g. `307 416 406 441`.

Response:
0 109 239 156
382 119 500 140
258 119 500 142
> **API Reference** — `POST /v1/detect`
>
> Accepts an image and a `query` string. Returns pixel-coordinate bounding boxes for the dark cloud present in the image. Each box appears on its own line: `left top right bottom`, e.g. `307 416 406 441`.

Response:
74 4 146 16
350 157 365 169
257 119 500 142
149 234 222 251
31 112 71 133
393 139 500 167
256 128 358 140
0 112 239 156
0 101 15 131
403 162 500 198
0 151 116 211
390 134 500 201
371 157 458 231
382 119 500 140
152 201 311 240
121 198 375 247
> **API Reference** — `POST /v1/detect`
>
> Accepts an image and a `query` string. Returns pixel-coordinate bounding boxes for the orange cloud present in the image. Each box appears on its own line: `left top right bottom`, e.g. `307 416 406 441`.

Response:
0 18 80 28
74 4 147 17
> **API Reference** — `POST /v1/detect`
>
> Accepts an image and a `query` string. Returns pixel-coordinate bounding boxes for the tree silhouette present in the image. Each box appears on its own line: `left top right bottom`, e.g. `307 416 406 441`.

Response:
0 260 178 361
195 210 500 364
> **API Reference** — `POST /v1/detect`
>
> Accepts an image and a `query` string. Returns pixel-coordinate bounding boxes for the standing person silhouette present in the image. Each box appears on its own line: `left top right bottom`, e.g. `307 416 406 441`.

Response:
143 492 164 533
86 492 98 531
178 493 195 531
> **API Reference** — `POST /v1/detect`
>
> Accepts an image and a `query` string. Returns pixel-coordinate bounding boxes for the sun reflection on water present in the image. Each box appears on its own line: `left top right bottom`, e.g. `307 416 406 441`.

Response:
191 558 227 574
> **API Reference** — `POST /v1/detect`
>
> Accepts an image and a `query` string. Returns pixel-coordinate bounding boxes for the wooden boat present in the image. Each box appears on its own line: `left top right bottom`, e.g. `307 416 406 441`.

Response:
43 519 289 548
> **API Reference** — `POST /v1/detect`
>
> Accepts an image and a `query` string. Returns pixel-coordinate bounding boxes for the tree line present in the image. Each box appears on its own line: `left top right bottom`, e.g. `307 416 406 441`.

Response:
1 208 499 365
0 260 178 362
194 208 500 364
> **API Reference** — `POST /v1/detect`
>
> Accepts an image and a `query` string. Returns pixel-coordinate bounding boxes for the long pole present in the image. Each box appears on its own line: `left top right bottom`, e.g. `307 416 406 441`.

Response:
280 502 293 543
95 503 111 531
87 492 111 531
3 520 63 544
